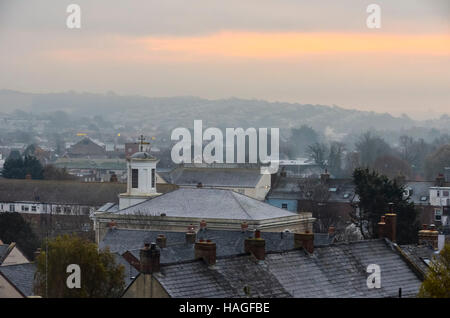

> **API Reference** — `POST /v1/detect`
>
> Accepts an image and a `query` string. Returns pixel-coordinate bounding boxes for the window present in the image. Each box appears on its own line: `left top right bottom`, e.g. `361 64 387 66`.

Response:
132 169 139 188
435 209 442 222
64 207 71 213
443 191 449 197
21 205 29 212
437 191 440 197
31 206 37 212
56 207 61 213
281 203 288 209
9 205 15 212
151 168 156 188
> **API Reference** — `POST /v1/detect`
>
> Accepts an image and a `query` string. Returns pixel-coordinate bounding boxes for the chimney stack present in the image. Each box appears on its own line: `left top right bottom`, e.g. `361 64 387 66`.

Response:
186 231 196 244
108 221 117 230
156 234 167 248
195 240 216 266
328 226 335 236
244 230 266 261
436 174 445 187
384 213 397 242
378 216 386 239
140 243 160 274
320 169 330 184
34 248 41 261
294 231 315 253
418 224 439 250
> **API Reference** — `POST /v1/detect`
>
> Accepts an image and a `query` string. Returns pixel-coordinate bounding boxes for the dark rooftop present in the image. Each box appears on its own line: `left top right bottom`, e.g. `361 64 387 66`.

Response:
0 179 177 206
100 228 335 264
160 166 264 188
0 263 36 297
148 239 422 298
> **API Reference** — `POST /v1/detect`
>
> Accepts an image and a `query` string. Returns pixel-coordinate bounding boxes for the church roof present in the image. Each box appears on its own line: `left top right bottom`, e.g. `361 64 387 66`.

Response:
111 188 297 220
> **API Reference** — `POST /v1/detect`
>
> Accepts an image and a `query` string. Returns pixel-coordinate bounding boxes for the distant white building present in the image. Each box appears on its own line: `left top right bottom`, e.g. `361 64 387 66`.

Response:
429 186 450 225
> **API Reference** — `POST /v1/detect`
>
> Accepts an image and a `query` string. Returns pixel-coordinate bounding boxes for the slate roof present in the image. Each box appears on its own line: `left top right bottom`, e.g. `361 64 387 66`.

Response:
113 253 139 290
112 188 297 220
101 228 315 264
161 167 263 188
267 239 421 298
149 239 422 298
0 263 36 297
67 137 106 157
0 244 10 263
399 244 437 275
278 164 324 178
0 179 177 206
53 158 126 170
155 255 291 298
0 179 125 205
268 177 358 203
404 181 434 205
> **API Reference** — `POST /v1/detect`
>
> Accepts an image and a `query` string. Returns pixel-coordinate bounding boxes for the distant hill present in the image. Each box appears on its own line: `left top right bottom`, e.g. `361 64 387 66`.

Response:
0 89 449 139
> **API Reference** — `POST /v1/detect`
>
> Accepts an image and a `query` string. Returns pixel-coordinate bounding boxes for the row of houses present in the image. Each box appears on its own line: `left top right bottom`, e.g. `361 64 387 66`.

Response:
0 156 449 240
1 214 442 298
0 149 448 298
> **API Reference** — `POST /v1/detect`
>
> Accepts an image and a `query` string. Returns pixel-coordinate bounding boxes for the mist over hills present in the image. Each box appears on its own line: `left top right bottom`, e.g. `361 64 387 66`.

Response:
1 89 449 144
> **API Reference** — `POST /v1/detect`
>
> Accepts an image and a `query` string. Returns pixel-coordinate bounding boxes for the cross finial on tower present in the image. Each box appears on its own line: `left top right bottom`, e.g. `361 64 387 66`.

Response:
138 135 149 152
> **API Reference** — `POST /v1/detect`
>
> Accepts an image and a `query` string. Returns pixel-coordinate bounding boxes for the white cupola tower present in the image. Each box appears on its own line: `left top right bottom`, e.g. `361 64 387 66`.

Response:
119 136 161 210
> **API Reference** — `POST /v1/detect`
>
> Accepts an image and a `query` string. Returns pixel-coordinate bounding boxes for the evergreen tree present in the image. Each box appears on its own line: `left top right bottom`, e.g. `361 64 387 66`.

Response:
2 156 25 179
2 153 43 179
351 168 419 244
23 155 44 179
0 212 40 260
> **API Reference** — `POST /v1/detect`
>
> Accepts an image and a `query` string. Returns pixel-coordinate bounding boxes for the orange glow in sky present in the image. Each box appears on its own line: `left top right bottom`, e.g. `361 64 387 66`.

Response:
136 31 450 59
45 31 450 63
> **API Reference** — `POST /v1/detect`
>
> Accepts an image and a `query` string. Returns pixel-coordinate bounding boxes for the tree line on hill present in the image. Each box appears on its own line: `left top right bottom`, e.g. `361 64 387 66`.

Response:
284 126 450 180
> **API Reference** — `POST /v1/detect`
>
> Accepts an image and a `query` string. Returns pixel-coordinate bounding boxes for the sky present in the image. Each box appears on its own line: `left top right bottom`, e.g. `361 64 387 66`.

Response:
0 0 449 119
